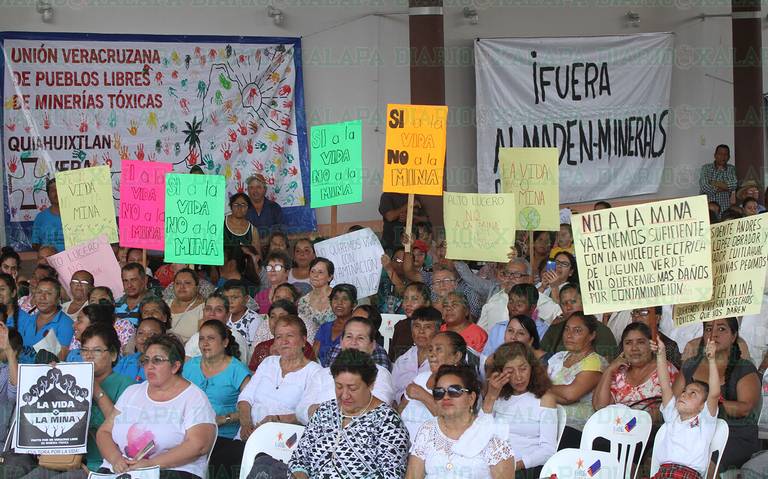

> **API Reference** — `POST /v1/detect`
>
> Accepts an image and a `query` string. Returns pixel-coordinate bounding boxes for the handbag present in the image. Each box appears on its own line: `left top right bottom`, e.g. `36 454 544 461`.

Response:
37 453 83 471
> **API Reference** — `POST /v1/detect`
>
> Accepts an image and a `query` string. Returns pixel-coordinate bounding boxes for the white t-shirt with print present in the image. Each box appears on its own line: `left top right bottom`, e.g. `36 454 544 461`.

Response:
103 381 216 478
655 396 718 476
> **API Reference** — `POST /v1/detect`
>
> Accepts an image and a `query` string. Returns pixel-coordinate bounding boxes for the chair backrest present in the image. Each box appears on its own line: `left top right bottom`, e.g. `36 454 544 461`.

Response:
556 405 567 449
379 314 407 352
539 448 621 478
650 419 730 478
579 404 653 479
239 422 305 479
202 424 218 479
758 373 768 440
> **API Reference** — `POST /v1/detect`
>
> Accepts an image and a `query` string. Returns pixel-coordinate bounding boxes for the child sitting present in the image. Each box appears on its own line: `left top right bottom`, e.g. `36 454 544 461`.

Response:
651 338 719 479
548 223 574 258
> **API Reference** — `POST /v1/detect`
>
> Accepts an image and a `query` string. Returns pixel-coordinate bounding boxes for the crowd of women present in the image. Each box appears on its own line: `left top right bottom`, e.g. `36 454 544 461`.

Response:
0 193 765 479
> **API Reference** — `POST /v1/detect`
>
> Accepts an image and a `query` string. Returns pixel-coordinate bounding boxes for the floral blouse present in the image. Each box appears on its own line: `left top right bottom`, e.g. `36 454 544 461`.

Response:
297 294 335 328
610 363 678 407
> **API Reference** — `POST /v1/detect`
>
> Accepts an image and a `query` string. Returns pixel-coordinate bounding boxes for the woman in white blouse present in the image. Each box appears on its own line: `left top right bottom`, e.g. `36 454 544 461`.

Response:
237 315 321 439
407 364 515 479
483 342 557 478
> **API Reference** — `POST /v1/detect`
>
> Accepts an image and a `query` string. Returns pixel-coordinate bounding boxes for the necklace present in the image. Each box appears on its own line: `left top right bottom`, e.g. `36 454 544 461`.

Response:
438 415 474 472
340 393 374 420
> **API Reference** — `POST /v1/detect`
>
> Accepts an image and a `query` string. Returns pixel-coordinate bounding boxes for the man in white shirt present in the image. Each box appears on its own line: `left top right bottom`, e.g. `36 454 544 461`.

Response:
391 306 441 402
296 315 394 425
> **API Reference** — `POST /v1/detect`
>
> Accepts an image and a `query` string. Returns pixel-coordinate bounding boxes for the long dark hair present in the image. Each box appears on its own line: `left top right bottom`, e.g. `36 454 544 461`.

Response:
554 251 578 284
199 320 241 359
695 318 741 391
435 331 481 374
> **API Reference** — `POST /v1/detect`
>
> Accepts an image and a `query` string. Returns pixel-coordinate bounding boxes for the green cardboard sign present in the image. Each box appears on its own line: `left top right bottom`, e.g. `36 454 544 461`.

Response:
310 119 363 208
164 173 225 265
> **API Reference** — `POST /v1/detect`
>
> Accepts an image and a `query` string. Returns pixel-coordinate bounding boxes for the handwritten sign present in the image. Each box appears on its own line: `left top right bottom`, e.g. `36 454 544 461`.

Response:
572 196 712 315
382 104 448 196
499 148 560 231
46 235 124 298
164 174 225 266
673 216 768 326
14 363 93 454
119 160 172 250
310 120 362 208
57 166 118 249
313 228 384 297
444 192 516 262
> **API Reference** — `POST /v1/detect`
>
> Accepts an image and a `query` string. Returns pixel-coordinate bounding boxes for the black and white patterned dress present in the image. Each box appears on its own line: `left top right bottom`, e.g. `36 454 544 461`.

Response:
288 399 410 478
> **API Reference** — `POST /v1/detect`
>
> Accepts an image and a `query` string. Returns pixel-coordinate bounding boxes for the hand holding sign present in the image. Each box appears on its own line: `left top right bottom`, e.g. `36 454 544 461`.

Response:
57 166 118 248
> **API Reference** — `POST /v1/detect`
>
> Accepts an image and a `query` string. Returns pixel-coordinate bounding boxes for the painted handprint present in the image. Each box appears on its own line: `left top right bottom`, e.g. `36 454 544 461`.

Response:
228 129 238 142
227 114 238 124
113 133 122 151
246 139 254 154
155 71 163 85
119 144 130 161
8 155 17 174
147 111 158 129
43 113 50 129
278 85 292 96
135 144 145 161
221 143 232 161
280 116 291 128
128 120 139 136
180 98 190 115
248 120 259 134
197 81 207 99
102 153 113 168
72 149 86 161
109 110 117 128
187 149 199 166
210 112 219 126
215 91 223 105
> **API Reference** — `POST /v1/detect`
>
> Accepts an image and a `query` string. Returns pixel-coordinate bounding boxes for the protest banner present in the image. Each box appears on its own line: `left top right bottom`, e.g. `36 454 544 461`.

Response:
164 173 225 266
46 235 124 298
475 33 673 203
310 120 362 208
56 165 118 249
572 195 712 315
382 104 448 196
89 467 161 479
499 148 559 231
2 35 315 253
119 160 172 250
673 216 768 326
14 363 93 454
313 228 384 297
443 192 516 263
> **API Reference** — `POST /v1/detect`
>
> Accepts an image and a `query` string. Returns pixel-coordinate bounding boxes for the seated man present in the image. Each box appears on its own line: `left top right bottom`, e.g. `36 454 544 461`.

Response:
484 283 542 356
295 315 394 425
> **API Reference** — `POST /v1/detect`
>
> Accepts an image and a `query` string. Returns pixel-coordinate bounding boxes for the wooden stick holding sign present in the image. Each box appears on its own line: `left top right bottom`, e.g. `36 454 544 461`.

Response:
404 194 414 253
650 313 658 342
331 205 338 237
529 231 534 264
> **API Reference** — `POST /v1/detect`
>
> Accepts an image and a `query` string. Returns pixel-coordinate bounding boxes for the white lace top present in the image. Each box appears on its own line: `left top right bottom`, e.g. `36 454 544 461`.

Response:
411 415 514 478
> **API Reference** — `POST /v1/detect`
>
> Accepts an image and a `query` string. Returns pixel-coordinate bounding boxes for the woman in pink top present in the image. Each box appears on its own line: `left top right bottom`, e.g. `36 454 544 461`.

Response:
439 292 488 352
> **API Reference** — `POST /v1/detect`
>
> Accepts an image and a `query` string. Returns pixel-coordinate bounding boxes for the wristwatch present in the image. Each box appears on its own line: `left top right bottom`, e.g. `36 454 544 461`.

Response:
95 391 105 401
225 414 232 424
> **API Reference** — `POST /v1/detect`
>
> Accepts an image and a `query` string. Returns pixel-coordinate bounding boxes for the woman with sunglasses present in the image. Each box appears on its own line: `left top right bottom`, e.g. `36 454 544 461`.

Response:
183 320 251 479
96 334 216 478
255 251 292 314
406 364 515 478
289 349 410 479
400 331 468 440
484 342 557 479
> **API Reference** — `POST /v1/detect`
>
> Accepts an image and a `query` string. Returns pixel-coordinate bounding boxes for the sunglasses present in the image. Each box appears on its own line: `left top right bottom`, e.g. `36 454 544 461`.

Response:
432 384 471 401
266 264 285 272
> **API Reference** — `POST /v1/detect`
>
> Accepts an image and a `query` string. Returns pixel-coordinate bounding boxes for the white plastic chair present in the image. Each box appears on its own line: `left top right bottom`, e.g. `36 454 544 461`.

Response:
580 404 653 479
650 418 729 478
379 314 407 352
556 405 567 448
539 448 621 478
238 422 305 479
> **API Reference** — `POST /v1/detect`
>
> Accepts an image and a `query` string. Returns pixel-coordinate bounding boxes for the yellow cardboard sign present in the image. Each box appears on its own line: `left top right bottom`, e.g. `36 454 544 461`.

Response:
499 147 560 231
57 166 118 249
444 192 516 262
572 195 712 315
673 216 768 327
382 104 448 196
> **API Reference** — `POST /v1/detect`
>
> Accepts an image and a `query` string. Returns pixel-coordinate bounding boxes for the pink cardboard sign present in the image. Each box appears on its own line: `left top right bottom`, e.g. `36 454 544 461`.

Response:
119 160 172 250
46 235 124 298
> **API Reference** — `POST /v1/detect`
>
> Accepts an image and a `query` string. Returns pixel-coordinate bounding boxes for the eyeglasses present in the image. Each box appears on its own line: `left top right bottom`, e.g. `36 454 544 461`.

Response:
232 203 249 208
266 264 285 272
81 348 108 357
394 258 404 263
139 355 172 366
432 385 471 401
555 261 571 268
631 310 650 317
432 279 456 286
499 271 526 279
71 279 92 285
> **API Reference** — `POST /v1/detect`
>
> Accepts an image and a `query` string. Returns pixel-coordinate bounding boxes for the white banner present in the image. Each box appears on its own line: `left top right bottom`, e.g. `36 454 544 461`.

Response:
14 363 94 454
314 228 384 298
475 33 673 203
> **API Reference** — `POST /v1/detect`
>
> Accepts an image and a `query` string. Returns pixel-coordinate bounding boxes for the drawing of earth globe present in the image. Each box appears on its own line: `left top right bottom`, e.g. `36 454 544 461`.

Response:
519 207 540 229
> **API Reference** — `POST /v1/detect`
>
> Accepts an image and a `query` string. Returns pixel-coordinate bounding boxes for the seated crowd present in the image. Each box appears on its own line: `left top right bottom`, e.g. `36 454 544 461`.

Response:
0 192 766 479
